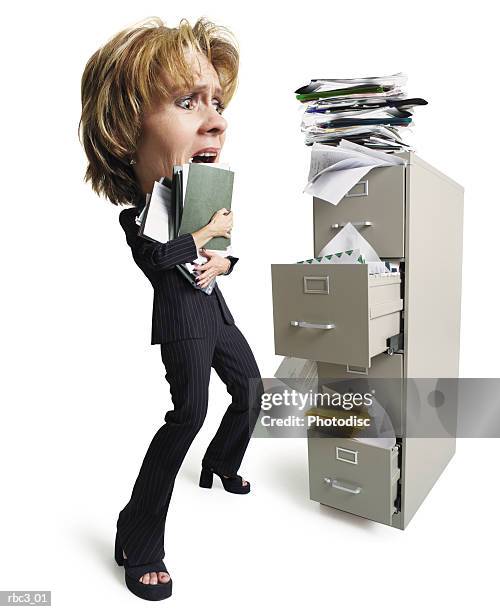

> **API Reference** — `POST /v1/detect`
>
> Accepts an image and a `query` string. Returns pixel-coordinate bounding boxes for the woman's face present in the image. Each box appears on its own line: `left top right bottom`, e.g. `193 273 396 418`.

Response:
133 49 228 195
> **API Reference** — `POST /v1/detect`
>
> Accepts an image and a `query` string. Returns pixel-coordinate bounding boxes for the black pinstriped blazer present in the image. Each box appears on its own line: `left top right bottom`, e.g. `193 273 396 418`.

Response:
119 192 239 345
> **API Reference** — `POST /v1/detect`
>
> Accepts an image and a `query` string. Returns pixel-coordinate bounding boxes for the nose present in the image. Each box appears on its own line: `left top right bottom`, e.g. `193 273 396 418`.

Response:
199 104 227 135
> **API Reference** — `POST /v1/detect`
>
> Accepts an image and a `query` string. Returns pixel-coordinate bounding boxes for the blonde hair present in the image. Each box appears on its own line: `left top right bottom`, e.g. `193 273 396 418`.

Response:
78 16 239 205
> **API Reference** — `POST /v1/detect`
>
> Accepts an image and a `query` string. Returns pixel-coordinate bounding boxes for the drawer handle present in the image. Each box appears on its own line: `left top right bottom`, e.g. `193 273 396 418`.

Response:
345 180 368 197
331 221 373 229
324 477 362 495
290 320 336 330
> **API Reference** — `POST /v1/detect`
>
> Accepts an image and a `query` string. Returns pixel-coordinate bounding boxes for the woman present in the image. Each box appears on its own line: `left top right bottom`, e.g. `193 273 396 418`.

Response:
79 17 263 601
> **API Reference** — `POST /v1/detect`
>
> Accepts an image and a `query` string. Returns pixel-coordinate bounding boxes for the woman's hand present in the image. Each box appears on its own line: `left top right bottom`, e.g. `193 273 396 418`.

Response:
206 208 233 238
193 250 231 288
191 208 233 251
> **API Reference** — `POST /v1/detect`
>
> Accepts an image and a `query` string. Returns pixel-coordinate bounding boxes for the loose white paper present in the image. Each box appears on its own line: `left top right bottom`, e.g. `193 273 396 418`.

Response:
136 193 151 226
318 222 378 260
318 222 387 274
142 181 174 243
303 140 406 206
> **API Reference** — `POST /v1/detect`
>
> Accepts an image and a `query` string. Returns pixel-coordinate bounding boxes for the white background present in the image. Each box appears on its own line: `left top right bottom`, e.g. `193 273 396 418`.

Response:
1 1 498 609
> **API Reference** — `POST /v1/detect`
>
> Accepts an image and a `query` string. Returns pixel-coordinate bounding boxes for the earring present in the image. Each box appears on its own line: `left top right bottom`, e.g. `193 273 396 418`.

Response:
129 158 136 166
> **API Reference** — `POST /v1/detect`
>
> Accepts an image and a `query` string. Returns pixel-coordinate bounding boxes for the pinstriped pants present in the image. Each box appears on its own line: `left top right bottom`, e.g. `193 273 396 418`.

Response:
116 295 263 566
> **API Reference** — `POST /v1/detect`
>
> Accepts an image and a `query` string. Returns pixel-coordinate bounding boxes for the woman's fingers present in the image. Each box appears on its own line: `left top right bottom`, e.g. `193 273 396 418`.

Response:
194 254 227 286
194 251 222 270
197 270 215 283
196 267 214 281
196 264 225 286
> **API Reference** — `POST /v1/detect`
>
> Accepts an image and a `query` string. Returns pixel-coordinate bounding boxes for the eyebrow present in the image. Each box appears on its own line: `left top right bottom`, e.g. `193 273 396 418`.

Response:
190 83 223 97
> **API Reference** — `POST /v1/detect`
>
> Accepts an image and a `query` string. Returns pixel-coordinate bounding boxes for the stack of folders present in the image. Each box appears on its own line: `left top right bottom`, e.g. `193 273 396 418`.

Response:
295 72 427 152
136 162 234 295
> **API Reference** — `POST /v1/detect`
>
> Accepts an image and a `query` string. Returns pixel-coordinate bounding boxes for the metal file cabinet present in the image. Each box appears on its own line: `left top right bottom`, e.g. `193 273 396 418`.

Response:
271 151 464 529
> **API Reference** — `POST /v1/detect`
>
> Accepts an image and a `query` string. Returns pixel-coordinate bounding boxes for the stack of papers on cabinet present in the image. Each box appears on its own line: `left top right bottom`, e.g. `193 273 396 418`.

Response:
295 73 427 152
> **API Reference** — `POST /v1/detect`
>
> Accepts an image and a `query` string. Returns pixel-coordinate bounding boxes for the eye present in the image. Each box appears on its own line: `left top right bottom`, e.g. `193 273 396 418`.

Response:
176 94 225 115
176 95 196 111
213 99 226 115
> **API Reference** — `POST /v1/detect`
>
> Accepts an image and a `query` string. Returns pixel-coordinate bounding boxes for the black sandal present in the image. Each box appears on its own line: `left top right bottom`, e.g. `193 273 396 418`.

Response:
199 466 251 494
114 531 172 601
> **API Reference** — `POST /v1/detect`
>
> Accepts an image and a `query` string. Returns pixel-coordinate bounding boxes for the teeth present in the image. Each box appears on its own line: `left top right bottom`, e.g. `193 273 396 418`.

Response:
189 152 217 163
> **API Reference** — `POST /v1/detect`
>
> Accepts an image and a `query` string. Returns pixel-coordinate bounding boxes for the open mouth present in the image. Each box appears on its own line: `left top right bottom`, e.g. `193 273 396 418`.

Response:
189 151 218 164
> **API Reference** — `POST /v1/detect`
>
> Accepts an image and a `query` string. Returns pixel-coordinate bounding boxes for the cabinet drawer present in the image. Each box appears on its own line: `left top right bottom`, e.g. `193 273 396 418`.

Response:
271 264 403 369
313 165 405 258
317 353 404 437
317 351 403 378
307 433 400 525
